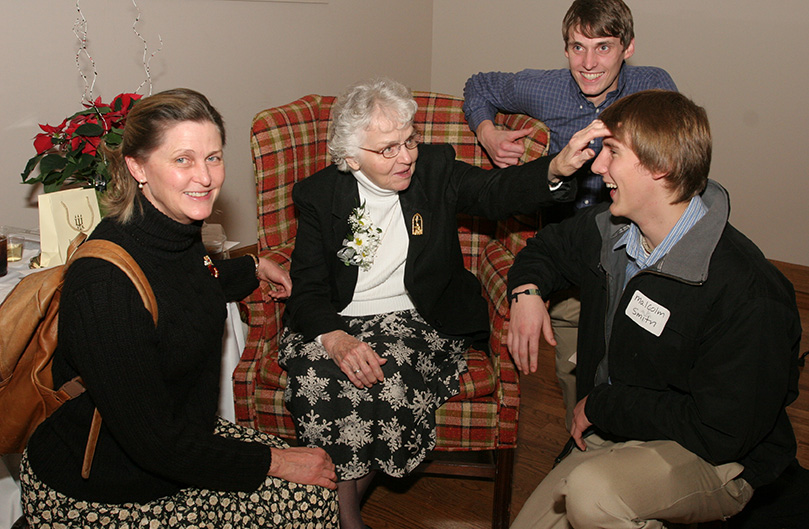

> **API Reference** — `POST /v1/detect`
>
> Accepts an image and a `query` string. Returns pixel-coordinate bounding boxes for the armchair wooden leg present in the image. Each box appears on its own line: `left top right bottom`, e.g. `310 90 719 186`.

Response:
492 448 515 529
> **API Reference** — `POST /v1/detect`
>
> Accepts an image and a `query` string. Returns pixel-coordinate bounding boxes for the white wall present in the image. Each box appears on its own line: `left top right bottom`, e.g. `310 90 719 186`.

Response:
432 0 809 266
1 0 433 247
3 0 807 266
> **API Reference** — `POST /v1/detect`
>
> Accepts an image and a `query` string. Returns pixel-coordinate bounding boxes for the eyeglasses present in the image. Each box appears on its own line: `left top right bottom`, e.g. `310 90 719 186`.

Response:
358 132 422 159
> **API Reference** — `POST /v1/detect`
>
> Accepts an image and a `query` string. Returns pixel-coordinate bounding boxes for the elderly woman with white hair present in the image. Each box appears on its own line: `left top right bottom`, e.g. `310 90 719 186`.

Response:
278 77 574 528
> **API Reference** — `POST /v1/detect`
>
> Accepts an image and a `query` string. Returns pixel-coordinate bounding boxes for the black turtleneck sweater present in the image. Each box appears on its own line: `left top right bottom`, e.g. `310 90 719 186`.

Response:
26 198 271 504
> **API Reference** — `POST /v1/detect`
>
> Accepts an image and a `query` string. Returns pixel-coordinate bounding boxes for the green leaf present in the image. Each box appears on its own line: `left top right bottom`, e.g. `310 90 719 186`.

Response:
63 149 83 164
77 105 109 116
43 181 64 193
42 167 65 186
21 153 45 181
23 171 45 185
75 153 94 171
39 153 68 173
73 108 95 118
75 122 104 137
105 129 123 146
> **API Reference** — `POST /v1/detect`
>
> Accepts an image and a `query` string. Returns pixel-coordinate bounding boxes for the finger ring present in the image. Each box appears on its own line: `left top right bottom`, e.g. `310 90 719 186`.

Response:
354 369 361 374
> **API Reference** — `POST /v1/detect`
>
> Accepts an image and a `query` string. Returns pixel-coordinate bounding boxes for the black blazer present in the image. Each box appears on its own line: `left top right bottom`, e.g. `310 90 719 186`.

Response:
285 143 573 342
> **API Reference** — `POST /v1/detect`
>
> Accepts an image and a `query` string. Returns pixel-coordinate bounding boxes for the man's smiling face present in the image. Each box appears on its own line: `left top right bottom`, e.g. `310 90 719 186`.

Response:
565 27 635 107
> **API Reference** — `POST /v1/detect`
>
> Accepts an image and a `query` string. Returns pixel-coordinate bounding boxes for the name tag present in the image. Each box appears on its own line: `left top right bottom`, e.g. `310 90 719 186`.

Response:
625 290 670 337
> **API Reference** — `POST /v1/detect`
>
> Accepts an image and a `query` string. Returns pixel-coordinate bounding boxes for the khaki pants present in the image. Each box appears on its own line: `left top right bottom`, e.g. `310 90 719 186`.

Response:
511 435 753 529
548 290 580 430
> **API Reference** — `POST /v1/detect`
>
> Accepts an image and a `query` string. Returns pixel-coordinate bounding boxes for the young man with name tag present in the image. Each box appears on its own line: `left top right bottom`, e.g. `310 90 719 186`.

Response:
505 90 801 528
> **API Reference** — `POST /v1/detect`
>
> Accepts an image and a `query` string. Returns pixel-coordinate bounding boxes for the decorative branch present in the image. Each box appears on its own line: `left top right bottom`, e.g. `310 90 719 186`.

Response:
73 0 97 106
131 0 163 96
72 0 163 102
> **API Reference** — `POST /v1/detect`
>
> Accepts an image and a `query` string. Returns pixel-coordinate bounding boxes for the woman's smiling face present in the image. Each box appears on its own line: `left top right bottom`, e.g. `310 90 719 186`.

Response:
126 120 225 224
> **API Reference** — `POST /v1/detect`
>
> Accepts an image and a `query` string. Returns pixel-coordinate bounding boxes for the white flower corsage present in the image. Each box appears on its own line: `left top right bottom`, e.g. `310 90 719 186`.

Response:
337 201 382 271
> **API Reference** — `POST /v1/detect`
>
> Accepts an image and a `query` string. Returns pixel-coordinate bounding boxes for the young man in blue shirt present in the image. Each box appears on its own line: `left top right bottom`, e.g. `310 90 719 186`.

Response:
463 0 676 427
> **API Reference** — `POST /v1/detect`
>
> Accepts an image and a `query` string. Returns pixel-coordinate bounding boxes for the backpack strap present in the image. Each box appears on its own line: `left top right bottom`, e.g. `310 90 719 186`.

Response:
82 409 103 479
69 239 158 325
64 237 158 479
54 377 89 402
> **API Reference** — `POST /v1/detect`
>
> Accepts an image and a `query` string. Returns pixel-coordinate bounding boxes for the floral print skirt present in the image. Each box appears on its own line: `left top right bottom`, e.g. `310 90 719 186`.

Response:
279 309 469 481
20 419 338 528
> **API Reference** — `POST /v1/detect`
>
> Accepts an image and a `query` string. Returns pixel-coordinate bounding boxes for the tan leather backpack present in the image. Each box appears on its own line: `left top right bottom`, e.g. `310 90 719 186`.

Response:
0 234 157 478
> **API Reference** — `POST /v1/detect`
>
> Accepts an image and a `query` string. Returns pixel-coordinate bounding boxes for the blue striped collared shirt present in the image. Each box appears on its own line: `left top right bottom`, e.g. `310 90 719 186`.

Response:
616 195 708 289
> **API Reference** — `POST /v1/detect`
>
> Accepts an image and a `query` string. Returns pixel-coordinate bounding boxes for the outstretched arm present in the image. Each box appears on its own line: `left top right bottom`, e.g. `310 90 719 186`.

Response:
256 257 292 300
548 120 610 180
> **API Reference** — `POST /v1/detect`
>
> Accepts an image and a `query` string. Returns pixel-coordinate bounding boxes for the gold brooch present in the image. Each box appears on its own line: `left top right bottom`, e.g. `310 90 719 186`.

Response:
411 213 423 235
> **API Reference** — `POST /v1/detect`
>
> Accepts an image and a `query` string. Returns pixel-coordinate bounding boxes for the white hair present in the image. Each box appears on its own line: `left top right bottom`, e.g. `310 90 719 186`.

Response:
328 77 418 172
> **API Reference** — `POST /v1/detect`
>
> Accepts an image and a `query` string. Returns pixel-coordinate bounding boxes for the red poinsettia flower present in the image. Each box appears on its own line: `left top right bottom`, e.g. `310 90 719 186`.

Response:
84 136 102 156
111 92 142 112
22 92 143 192
103 110 126 129
34 133 55 154
84 96 108 111
69 134 103 156
39 122 66 134
33 122 67 154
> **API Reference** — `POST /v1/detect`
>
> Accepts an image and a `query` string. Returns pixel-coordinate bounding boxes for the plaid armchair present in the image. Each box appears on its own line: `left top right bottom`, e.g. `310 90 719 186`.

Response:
233 92 549 529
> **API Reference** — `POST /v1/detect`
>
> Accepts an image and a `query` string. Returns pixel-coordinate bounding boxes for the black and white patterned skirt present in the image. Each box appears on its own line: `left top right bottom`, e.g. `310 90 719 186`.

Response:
279 309 469 481
20 419 339 528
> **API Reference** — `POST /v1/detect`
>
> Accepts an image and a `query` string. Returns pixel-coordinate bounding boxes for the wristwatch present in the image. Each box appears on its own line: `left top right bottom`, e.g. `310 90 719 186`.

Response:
509 288 542 303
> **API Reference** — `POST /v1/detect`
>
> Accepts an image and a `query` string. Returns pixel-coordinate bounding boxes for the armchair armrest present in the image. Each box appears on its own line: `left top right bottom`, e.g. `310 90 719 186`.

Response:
477 238 521 446
233 242 294 428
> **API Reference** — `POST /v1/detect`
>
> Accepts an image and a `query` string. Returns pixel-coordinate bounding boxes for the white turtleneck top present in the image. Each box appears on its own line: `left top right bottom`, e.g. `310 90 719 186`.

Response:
338 169 416 317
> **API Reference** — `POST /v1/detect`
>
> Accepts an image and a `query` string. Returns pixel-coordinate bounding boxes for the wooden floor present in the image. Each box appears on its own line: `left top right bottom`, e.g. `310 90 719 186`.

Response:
360 261 809 528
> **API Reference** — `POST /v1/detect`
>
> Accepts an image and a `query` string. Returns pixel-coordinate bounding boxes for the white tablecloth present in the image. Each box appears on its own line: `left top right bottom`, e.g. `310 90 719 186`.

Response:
0 455 21 529
219 301 247 422
0 245 247 528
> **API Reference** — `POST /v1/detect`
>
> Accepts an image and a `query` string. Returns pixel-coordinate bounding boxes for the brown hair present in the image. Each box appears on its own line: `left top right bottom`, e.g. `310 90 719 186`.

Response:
562 0 634 49
599 90 711 203
101 88 226 222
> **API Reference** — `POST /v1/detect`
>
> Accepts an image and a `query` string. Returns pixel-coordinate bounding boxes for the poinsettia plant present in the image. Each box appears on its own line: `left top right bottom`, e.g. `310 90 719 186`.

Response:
21 93 142 193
